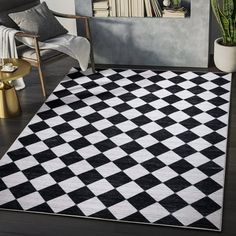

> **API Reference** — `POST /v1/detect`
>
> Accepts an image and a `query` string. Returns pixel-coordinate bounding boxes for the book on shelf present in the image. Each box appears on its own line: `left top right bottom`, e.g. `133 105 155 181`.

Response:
150 0 162 17
144 0 153 17
162 7 187 18
109 0 117 17
94 10 109 17
93 0 109 17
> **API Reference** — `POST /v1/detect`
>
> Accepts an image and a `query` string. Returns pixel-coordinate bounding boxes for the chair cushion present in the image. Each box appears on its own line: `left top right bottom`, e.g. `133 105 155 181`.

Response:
9 2 68 41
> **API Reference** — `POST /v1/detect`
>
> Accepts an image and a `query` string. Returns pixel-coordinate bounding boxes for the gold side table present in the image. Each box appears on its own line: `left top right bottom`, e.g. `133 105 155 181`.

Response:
0 59 31 118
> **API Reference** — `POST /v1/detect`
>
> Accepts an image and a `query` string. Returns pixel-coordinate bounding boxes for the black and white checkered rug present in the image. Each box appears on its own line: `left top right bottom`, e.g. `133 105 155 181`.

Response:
0 69 232 231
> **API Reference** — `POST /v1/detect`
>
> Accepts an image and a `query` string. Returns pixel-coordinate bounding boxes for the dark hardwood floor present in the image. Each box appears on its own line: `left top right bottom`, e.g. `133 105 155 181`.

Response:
0 58 235 236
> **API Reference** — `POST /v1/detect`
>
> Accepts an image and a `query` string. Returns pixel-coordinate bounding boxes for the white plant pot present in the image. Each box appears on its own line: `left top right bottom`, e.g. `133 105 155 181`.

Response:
214 38 236 73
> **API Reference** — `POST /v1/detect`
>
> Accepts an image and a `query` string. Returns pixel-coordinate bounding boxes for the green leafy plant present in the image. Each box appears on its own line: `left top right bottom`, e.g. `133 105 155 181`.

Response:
211 0 236 46
171 0 181 8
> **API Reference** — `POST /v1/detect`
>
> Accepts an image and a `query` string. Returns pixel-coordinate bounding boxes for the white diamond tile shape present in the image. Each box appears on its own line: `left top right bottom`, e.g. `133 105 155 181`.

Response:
200 81 218 90
194 113 214 124
177 186 205 204
178 80 196 90
92 119 113 131
147 184 174 202
99 68 117 77
88 179 114 196
89 86 108 95
157 80 175 89
195 101 216 112
15 156 39 171
198 91 217 100
61 95 79 105
175 90 193 100
149 99 169 109
122 109 142 120
166 123 188 136
130 149 154 163
78 197 106 216
136 135 157 148
173 100 192 110
0 189 15 205
132 88 150 97
104 147 127 161
69 117 89 129
83 96 102 106
47 194 75 213
169 111 190 123
145 110 165 121
206 209 222 230
111 87 129 97
60 130 82 143
180 72 199 80
54 105 73 116
59 177 85 193
152 166 178 182
26 142 48 155
157 151 182 165
28 114 42 125
98 107 119 118
44 116 65 127
30 174 57 191
108 200 137 219
85 131 107 144
51 143 74 157
201 72 219 80
124 164 149 180
188 138 211 151
172 206 203 226
153 89 172 98
2 172 28 188
94 77 112 86
159 71 177 79
140 202 169 223
77 145 101 159
117 181 143 199
75 76 91 84
191 125 213 137
162 137 185 150
117 120 137 132
119 69 137 77
69 160 93 175
17 192 45 210
181 168 208 185
41 158 66 173
96 162 121 178
185 153 210 167
115 78 132 87
135 79 153 88
0 155 12 167
139 70 157 79
208 189 224 206
111 133 133 146
127 98 146 108
141 122 162 134
35 128 58 141
77 106 96 117
105 97 124 107
211 170 225 186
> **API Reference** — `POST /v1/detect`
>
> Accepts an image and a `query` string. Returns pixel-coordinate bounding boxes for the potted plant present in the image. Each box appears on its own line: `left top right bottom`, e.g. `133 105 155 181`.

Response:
211 0 236 72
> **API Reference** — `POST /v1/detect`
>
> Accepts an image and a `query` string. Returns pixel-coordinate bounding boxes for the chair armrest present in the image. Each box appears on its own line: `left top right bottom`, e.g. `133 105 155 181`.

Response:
16 32 39 39
52 11 90 20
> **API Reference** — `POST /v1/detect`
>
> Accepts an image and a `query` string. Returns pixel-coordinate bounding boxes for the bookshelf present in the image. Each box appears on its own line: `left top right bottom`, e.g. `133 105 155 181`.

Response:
75 0 210 68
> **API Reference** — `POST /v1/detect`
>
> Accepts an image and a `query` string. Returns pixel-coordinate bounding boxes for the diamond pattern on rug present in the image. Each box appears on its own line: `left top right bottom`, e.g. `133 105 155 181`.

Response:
0 69 231 231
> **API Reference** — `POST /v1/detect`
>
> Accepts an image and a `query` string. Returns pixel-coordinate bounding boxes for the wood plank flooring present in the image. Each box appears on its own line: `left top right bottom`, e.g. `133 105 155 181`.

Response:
0 58 235 236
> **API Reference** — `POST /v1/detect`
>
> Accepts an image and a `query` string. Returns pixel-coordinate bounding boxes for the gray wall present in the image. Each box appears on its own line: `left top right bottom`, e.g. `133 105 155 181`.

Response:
75 0 212 68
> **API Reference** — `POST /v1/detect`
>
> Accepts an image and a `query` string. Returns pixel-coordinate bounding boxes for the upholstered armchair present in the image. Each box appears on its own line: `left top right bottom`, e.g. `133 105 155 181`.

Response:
0 0 95 98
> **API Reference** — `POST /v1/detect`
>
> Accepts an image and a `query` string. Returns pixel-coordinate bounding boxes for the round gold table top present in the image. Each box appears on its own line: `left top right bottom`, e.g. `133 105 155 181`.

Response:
0 59 31 83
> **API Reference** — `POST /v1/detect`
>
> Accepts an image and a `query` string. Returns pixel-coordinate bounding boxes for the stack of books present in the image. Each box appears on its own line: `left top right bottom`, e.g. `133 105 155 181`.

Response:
162 7 187 18
93 0 109 17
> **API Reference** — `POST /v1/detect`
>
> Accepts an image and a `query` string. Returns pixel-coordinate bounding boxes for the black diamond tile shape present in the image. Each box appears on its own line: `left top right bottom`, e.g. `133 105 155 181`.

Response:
91 101 109 111
207 108 227 118
190 77 207 85
0 163 19 179
126 128 148 140
108 114 128 125
121 141 143 154
166 85 184 93
135 174 161 190
53 123 73 135
60 206 85 216
169 76 186 84
128 192 156 210
183 106 202 117
69 137 91 150
78 169 103 185
22 165 48 180
198 161 223 177
44 136 66 148
101 126 123 138
0 200 23 211
98 189 125 207
185 96 205 105
114 156 137 170
162 95 182 104
10 181 36 199
136 104 156 114
118 93 137 102
61 111 81 122
82 81 98 90
68 186 95 204
39 184 65 201
210 87 229 96
180 118 201 129
76 90 94 100
147 143 169 156
68 100 87 110
102 82 120 91
123 83 141 92
123 212 148 223
7 148 31 161
203 132 225 145
141 158 165 172
61 79 79 87
108 73 125 81
200 146 224 160
173 144 197 158
29 122 50 133
0 179 7 191
188 86 206 95
156 214 183 226
46 99 65 109
33 150 57 163
88 72 104 80
38 110 58 120
159 105 178 115
212 77 229 86
144 84 162 93
177 130 199 143
195 178 222 195
148 75 165 83
159 194 188 213
95 139 117 152
169 159 194 175
60 152 83 166
208 97 228 106
87 154 110 168
130 74 147 81
77 125 97 136
85 113 104 123
151 129 172 141
107 172 132 188
91 209 117 220
114 103 132 113
205 119 226 131
50 167 75 182
141 94 158 103
156 116 176 128
132 115 152 126
30 203 54 214
192 197 221 217
189 218 219 230
165 176 191 192
54 89 72 98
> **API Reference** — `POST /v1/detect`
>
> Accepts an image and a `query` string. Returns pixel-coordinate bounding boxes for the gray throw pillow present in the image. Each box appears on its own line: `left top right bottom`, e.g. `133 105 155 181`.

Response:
9 2 68 41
